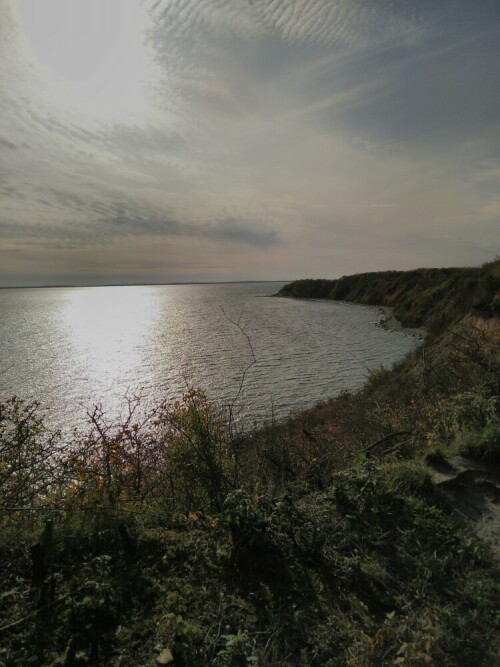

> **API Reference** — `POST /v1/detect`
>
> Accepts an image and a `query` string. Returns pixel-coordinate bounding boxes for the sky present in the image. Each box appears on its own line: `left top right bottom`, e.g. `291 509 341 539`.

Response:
0 0 499 286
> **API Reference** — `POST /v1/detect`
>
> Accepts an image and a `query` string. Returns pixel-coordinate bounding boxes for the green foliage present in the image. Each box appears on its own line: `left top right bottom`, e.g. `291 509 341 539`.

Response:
155 388 238 512
216 632 259 666
278 278 333 299
1 389 499 664
458 419 500 463
365 364 393 391
386 462 433 494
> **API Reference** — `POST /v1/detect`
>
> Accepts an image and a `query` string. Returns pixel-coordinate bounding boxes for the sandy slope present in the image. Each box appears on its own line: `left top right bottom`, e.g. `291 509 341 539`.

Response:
428 455 500 562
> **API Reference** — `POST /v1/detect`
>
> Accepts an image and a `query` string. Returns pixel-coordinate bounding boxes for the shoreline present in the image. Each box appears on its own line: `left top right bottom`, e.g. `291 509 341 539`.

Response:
374 304 426 340
274 293 426 340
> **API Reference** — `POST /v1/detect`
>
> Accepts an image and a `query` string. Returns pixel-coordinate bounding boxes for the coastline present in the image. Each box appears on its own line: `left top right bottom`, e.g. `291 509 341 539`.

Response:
274 293 426 340
374 305 426 340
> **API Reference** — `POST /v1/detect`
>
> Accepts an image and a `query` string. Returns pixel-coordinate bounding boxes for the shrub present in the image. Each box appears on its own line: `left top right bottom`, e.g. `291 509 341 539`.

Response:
153 388 238 512
0 397 63 517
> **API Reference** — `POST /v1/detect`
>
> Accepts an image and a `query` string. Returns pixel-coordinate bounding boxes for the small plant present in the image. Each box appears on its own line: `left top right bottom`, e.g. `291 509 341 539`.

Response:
458 419 500 463
365 364 393 392
216 632 259 666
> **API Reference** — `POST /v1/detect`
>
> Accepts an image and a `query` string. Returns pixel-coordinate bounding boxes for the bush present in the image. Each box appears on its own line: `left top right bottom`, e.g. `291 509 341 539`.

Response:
0 397 63 517
153 388 238 512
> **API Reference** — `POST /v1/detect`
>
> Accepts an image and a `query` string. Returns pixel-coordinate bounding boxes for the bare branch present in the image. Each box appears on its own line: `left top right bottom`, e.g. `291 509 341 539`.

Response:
359 431 411 455
220 306 257 411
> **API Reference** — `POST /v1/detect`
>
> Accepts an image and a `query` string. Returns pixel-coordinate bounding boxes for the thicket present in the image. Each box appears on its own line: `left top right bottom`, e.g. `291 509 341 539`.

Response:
1 268 499 665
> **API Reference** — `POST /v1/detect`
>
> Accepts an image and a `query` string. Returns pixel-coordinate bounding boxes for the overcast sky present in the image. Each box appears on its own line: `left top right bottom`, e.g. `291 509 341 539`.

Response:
0 0 499 286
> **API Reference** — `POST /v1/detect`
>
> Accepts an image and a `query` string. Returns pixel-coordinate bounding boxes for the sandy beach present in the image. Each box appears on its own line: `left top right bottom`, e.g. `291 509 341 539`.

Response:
374 305 426 340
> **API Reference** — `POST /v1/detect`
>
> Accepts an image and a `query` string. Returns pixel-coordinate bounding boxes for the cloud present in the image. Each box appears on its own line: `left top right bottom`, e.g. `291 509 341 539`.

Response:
0 136 17 150
258 0 427 47
207 218 281 247
0 0 498 285
146 0 500 150
148 0 427 48
1 176 282 249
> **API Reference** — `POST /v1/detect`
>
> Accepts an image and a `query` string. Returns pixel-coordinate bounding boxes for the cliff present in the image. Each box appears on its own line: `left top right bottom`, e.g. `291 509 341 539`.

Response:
278 259 500 332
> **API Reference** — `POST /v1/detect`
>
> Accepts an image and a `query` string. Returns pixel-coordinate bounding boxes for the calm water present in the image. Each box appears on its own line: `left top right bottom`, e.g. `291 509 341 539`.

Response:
0 283 419 431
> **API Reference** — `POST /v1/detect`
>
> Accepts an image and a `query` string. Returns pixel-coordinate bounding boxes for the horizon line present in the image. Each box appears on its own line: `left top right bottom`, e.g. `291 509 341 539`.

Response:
0 279 291 290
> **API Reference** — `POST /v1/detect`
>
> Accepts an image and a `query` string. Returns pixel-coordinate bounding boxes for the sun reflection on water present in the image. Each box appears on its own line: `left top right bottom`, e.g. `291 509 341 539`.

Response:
61 286 163 402
0 283 419 433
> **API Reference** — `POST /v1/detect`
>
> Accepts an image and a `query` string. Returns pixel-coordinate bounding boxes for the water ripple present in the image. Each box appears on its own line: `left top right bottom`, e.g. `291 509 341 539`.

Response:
0 283 419 431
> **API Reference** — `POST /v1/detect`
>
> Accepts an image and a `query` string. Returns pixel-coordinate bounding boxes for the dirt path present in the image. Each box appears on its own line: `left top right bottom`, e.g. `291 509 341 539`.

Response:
427 455 500 562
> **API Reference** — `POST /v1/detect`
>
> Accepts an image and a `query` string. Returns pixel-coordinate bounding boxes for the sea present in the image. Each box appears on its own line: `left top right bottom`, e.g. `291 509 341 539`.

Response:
0 282 420 433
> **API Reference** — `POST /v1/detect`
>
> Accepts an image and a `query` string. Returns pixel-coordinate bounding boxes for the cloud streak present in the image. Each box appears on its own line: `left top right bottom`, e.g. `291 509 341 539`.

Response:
148 0 428 47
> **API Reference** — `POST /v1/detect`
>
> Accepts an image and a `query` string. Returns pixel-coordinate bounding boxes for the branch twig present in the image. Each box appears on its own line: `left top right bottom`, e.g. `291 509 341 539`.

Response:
359 431 411 455
220 307 257 409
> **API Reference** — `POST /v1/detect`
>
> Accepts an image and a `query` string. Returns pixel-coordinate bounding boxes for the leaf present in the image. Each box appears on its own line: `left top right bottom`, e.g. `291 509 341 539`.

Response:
156 648 174 665
397 643 408 656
